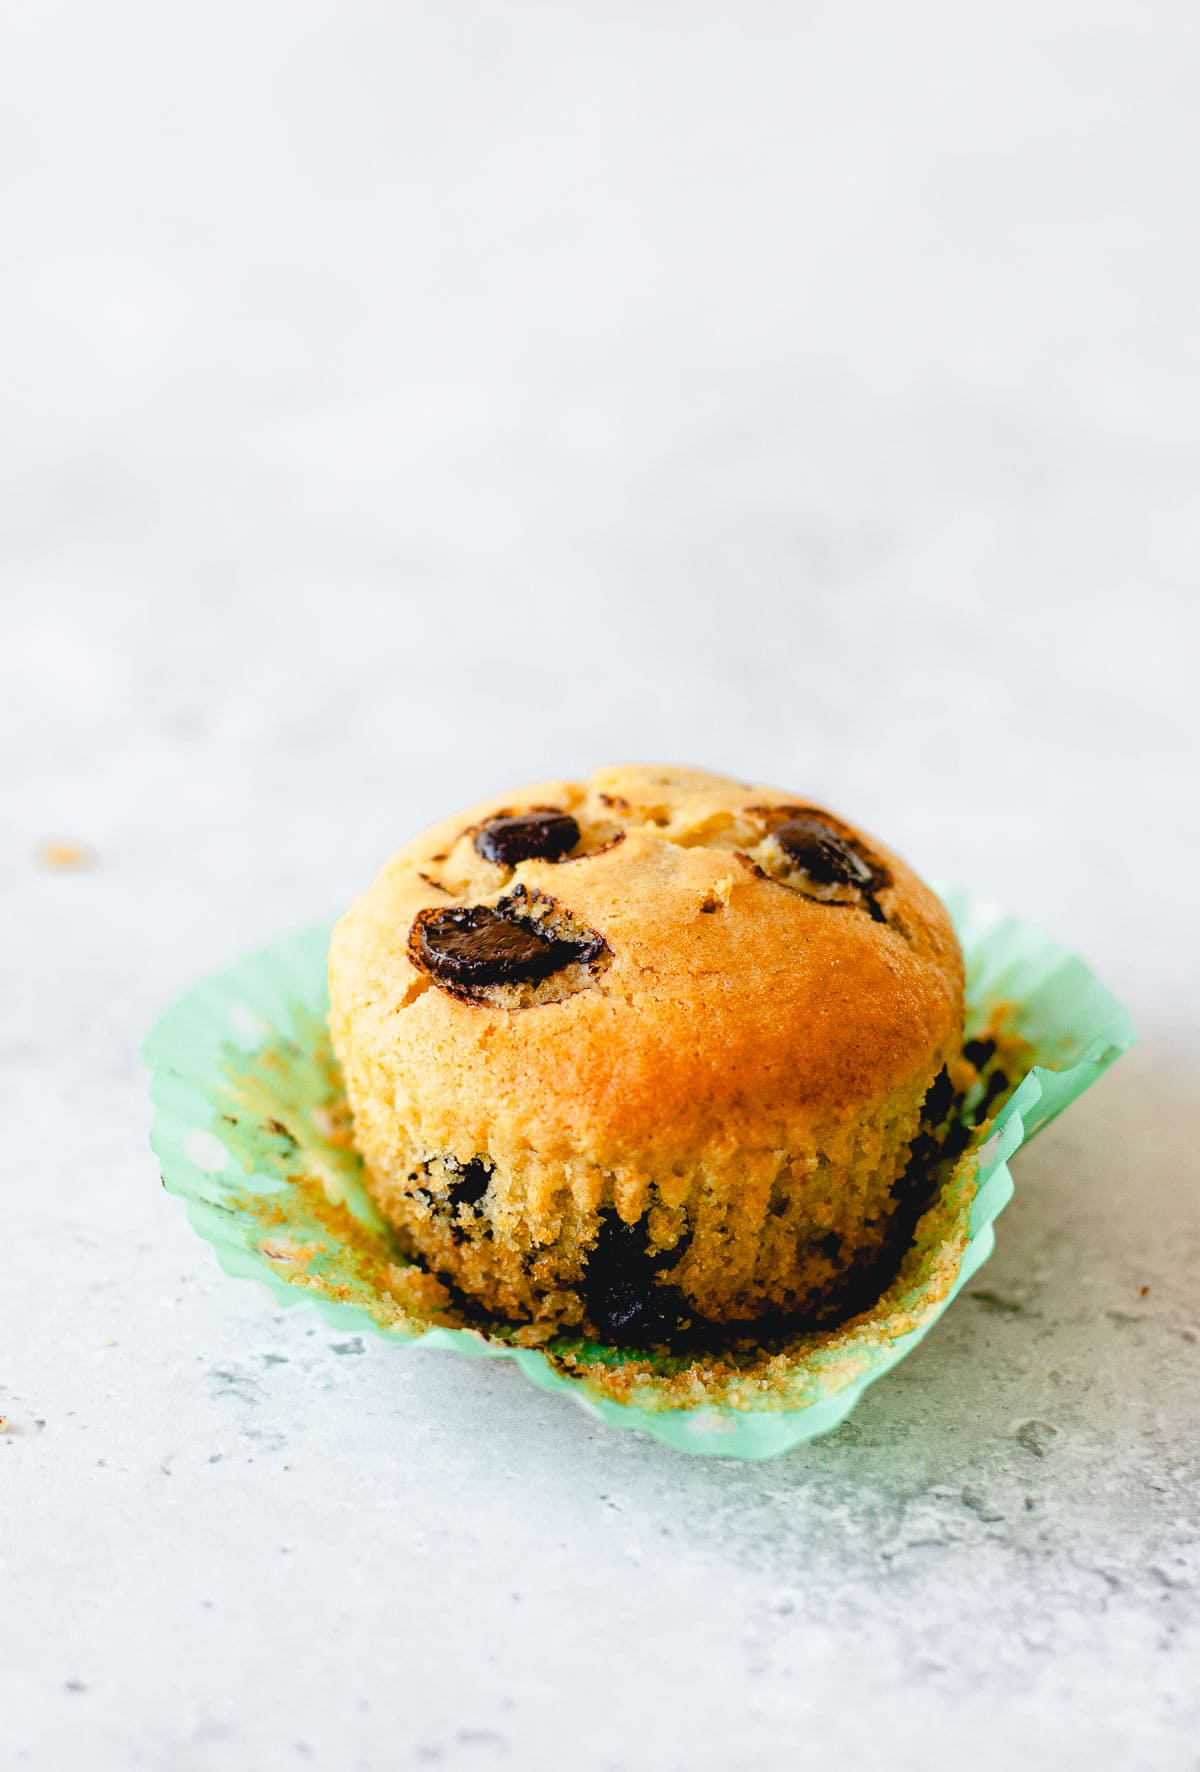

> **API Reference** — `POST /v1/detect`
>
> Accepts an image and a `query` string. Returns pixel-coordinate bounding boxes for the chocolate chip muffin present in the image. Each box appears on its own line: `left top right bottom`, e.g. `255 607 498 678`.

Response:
328 765 964 1344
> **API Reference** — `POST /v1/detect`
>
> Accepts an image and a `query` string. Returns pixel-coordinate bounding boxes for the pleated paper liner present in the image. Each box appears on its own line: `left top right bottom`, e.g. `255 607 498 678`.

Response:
144 887 1134 1458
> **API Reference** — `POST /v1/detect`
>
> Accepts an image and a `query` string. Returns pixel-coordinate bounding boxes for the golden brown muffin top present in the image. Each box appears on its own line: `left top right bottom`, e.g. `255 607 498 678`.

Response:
328 765 963 1166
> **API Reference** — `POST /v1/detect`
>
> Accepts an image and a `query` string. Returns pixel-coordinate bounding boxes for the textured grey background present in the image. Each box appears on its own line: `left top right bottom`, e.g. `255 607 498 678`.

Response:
2 4 1198 1770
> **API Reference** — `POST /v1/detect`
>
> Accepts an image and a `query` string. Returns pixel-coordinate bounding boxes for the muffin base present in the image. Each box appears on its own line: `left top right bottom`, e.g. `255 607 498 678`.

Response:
358 1057 974 1345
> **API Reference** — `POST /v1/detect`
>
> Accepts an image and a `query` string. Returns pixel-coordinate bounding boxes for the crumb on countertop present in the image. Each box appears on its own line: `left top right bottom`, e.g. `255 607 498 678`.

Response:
37 839 94 870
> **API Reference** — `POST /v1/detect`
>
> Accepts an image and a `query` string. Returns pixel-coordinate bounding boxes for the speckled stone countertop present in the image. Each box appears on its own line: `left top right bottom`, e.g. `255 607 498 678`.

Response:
2 5 1198 1768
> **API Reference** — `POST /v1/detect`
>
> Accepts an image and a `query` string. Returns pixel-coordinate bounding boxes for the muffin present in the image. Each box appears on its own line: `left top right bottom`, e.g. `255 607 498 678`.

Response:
328 764 964 1344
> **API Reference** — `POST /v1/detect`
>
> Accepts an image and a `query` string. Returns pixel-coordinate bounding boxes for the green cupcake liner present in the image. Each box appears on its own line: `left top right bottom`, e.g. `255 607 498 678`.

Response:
144 886 1134 1458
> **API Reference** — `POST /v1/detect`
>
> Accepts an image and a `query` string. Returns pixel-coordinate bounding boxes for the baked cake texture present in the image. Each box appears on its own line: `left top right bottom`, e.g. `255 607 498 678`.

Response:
328 765 964 1344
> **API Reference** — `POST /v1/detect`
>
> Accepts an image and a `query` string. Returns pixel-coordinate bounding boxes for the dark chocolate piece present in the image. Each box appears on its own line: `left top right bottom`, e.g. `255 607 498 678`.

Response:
446 1158 491 1213
584 1211 691 1345
941 1118 973 1161
408 1157 493 1244
976 1069 1010 1122
411 887 608 1000
773 816 876 889
475 811 580 867
921 1066 955 1127
963 1037 997 1070
412 904 583 988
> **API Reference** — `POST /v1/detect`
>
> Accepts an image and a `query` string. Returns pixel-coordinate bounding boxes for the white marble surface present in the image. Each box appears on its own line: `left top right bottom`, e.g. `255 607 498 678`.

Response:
3 4 1199 1769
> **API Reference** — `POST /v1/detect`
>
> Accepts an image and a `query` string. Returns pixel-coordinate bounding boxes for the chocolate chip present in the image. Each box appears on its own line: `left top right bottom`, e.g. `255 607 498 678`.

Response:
408 1157 493 1243
444 1158 493 1242
921 1066 955 1127
411 904 584 989
584 1212 690 1346
941 1119 973 1161
773 816 876 889
976 1069 1010 1122
446 1158 491 1213
901 1128 939 1186
475 811 580 867
963 1037 997 1070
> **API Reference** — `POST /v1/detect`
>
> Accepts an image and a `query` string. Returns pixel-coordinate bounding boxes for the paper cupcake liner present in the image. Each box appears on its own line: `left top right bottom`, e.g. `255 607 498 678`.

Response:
144 886 1134 1459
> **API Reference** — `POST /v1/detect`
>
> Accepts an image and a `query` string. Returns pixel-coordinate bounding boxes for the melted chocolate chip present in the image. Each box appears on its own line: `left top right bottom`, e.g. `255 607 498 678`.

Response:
804 1095 976 1326
963 1037 997 1071
408 1157 493 1244
475 811 580 867
941 1118 973 1162
921 1065 955 1127
411 904 585 989
444 1158 493 1242
584 1212 691 1346
446 1158 491 1213
975 1068 1010 1123
774 816 876 888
